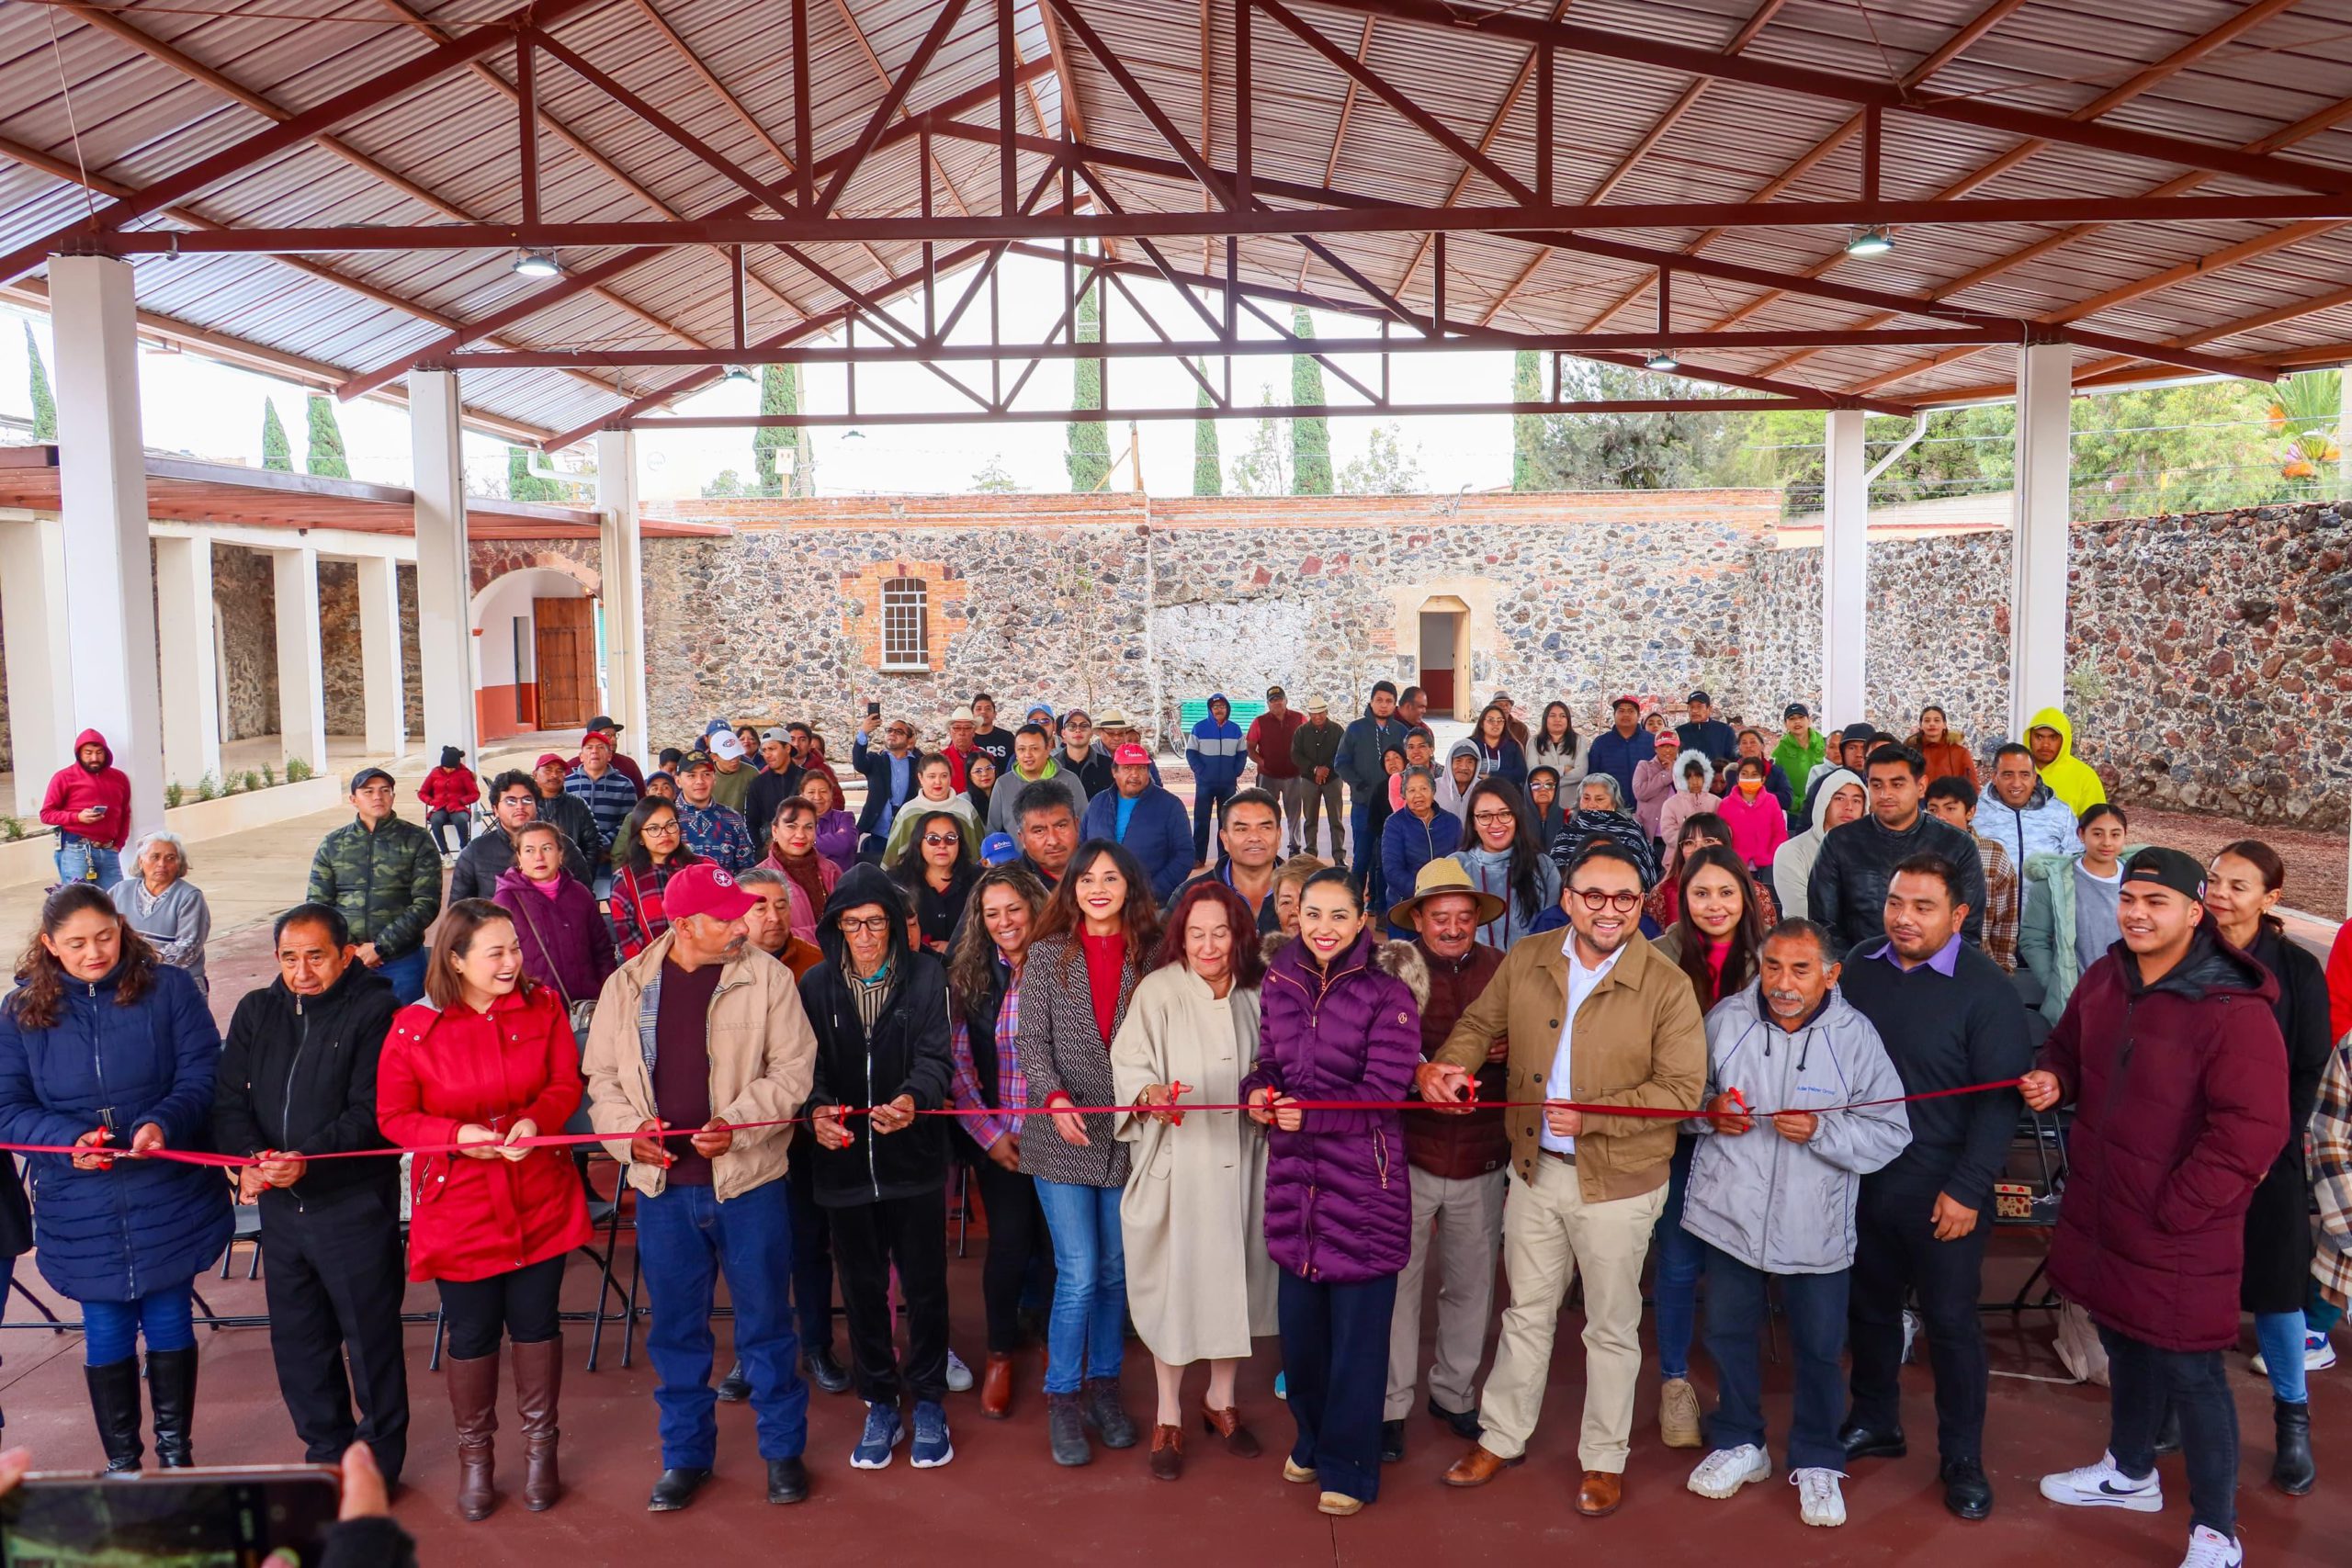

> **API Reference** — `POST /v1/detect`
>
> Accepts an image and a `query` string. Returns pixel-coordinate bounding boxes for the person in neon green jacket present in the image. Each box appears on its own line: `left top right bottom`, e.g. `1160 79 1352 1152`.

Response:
2024 706 2106 817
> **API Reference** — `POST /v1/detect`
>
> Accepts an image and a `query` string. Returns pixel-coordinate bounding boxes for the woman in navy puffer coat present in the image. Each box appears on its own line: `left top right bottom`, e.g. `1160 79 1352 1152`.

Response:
1244 867 1423 1516
0 883 232 1471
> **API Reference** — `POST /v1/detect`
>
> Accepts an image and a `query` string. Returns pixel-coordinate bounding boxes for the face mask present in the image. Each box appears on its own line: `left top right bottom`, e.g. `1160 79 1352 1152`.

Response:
1737 778 1763 799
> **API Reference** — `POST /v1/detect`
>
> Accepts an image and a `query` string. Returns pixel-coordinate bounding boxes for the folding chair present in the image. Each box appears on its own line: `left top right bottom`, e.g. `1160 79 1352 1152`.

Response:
1982 1104 2070 1314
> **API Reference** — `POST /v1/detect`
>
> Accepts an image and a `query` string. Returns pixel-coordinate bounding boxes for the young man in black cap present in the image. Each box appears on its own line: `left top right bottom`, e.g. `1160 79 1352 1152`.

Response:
306 767 442 1004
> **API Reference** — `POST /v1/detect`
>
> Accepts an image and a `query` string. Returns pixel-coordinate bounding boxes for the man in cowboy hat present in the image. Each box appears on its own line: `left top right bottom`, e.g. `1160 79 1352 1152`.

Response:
1381 859 1512 1465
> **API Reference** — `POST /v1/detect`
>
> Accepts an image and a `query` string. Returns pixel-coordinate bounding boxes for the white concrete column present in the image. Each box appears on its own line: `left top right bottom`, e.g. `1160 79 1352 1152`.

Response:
0 517 74 818
2009 342 2073 735
269 546 328 773
410 371 478 762
596 428 650 764
153 535 221 790
356 554 409 759
1820 408 1869 726
50 255 165 841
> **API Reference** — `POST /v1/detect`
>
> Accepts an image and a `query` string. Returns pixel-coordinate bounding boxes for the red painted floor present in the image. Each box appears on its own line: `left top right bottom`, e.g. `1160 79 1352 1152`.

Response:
3 1231 2343 1566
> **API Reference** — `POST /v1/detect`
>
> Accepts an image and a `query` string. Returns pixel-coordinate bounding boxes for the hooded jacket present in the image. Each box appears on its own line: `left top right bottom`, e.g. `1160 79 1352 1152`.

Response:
417 754 480 814
2018 846 2149 1023
583 930 820 1202
307 811 443 960
2026 706 2107 816
1716 775 1791 872
984 756 1088 839
1631 748 1680 839
213 961 401 1202
1452 841 1560 952
1681 982 1912 1274
1335 704 1408 799
1243 929 1424 1283
1381 803 1463 934
1977 773 2082 874
0 963 232 1302
1807 806 1988 954
1186 697 1249 794
1435 739 1483 820
797 864 955 1207
39 729 132 852
1770 728 1827 805
2041 928 2289 1350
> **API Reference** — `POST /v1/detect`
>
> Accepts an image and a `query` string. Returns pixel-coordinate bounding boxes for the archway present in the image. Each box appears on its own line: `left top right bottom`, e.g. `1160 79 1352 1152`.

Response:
469 567 599 741
1417 594 1472 721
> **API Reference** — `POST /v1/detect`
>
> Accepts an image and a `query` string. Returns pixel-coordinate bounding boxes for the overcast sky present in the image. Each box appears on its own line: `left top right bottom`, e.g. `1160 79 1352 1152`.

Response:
0 252 1530 502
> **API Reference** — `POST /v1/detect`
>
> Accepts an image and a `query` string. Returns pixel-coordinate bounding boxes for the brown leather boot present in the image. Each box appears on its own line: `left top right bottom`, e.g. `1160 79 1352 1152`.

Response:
511 1337 563 1512
444 1351 501 1522
979 1354 1014 1420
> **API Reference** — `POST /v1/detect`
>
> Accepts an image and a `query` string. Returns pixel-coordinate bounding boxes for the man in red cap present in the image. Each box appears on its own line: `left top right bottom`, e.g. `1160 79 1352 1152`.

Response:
1079 743 1193 904
565 725 641 875
583 863 822 1512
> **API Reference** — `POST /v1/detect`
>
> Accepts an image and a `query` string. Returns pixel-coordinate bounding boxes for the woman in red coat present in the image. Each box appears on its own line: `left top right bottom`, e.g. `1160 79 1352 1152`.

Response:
378 898 591 1523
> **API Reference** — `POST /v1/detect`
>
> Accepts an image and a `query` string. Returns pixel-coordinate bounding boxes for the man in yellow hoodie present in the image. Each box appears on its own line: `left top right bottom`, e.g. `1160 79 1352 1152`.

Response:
2024 707 2106 816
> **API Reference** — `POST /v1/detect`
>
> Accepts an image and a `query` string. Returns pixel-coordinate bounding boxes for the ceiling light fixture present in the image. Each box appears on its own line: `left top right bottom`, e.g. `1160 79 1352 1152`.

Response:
1845 225 1893 259
1645 350 1679 372
513 250 561 278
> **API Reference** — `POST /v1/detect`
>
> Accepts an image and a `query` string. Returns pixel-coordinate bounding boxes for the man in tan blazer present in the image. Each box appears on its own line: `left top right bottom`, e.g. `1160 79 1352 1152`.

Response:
1419 839 1706 1517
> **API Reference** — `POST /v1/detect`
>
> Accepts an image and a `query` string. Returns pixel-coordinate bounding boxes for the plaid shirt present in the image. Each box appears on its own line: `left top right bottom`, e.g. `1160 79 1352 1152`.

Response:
2313 1038 2352 1307
949 966 1025 1152
1975 833 2020 974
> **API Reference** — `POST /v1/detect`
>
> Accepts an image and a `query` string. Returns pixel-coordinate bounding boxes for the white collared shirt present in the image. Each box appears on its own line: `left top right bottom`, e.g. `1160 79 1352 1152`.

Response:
1542 930 1623 1155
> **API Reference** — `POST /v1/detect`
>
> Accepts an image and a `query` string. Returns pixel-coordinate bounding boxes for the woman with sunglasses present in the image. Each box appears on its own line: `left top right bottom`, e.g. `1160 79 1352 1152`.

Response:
890 808 979 954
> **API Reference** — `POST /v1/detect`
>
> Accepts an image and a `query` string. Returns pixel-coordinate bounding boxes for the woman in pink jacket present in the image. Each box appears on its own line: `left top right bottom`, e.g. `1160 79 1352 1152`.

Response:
1713 756 1788 874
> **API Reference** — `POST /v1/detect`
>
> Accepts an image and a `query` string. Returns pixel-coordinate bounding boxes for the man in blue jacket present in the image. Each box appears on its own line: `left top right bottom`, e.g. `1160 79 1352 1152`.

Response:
1080 745 1192 905
1184 693 1247 866
1335 682 1406 895
1586 696 1655 805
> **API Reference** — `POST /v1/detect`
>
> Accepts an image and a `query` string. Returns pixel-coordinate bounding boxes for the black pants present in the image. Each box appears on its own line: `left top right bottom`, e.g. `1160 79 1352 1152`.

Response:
968 1156 1047 1355
826 1187 950 1405
259 1184 412 1483
435 1254 564 1361
786 1156 835 1354
427 809 471 852
2102 1325 2238 1539
1847 1180 1990 1462
1278 1269 1397 1506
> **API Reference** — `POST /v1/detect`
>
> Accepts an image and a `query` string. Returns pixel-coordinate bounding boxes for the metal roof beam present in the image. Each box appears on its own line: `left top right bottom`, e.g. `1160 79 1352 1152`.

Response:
628 395 1848 430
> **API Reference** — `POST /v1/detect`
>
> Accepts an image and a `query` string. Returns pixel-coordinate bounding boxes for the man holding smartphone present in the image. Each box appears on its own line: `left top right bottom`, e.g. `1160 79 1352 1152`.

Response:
38 729 132 886
213 904 409 1489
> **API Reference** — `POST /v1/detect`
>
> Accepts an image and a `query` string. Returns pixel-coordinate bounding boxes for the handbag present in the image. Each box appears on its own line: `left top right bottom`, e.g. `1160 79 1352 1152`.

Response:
509 889 598 1036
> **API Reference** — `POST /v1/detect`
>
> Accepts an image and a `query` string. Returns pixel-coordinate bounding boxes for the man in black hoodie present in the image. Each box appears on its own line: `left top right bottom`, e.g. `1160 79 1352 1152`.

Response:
1835 857 2033 1520
212 903 408 1487
802 865 958 1472
1809 744 1988 954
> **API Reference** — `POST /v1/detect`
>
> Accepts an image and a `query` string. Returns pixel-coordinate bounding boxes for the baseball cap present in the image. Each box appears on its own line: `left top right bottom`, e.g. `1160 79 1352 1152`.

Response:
535 752 568 773
348 766 393 794
681 749 716 773
586 714 622 734
760 727 788 745
581 726 616 746
1266 684 1286 700
663 863 757 924
979 832 1021 865
1688 689 1713 705
1611 694 1641 711
1783 702 1811 720
2121 847 2206 901
710 730 747 761
1653 730 1681 749
1113 743 1151 766
702 716 731 738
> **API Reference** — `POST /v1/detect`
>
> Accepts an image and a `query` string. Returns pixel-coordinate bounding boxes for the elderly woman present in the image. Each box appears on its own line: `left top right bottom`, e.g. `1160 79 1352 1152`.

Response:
1544 773 1661 892
492 821 616 1033
1112 881 1278 1481
1380 768 1462 938
801 773 859 876
110 832 211 995
759 795 842 944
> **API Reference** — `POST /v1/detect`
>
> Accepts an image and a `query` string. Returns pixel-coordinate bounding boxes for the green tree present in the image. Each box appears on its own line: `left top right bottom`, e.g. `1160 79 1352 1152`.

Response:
1192 361 1222 495
25 322 55 440
1228 384 1292 496
506 446 569 502
259 398 292 471
1289 306 1332 494
1338 422 1423 494
1066 256 1112 492
1511 349 1543 491
701 468 751 498
1515 360 1734 491
305 393 350 478
972 455 1022 492
751 364 817 497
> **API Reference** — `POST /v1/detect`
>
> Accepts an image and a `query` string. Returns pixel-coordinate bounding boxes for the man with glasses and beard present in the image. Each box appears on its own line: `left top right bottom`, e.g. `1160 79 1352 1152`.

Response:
451 771 591 901
1420 840 1706 1518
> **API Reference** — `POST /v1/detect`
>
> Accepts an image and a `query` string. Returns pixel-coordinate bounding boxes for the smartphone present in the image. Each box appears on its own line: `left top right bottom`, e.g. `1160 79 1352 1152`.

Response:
865 701 882 718
88 806 107 818
0 1467 341 1567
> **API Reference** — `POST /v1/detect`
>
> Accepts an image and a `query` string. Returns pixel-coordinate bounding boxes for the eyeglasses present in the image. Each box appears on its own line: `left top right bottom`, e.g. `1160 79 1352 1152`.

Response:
837 915 893 934
641 819 681 836
1471 810 1516 826
1568 887 1643 913
922 833 962 847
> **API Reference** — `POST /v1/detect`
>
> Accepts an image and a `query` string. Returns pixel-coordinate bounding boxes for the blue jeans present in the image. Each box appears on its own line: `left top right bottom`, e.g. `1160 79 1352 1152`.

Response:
634 1180 808 1468
1033 1178 1125 1395
84 1284 197 1366
53 836 121 888
1701 1245 1849 1473
2256 1309 2309 1404
1651 1136 1703 1381
373 949 427 1006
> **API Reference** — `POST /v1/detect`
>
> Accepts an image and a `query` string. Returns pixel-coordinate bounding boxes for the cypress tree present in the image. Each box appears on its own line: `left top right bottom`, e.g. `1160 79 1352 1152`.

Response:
1512 350 1544 491
1066 253 1112 492
1290 306 1331 494
25 322 56 440
260 398 292 471
1192 361 1222 495
305 393 351 478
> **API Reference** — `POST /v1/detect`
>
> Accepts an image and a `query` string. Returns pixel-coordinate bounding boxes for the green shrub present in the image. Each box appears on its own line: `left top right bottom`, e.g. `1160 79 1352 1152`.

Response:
164 781 185 808
0 815 23 842
196 773 220 801
261 763 277 788
285 757 313 784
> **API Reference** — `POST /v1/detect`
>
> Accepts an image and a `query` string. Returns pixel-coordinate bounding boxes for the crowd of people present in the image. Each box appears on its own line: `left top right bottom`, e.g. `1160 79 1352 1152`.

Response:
5 683 2349 1568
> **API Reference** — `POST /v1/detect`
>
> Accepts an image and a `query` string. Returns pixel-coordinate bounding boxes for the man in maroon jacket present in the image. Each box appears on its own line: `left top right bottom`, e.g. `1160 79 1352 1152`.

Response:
1380 860 1510 1465
2022 846 2287 1568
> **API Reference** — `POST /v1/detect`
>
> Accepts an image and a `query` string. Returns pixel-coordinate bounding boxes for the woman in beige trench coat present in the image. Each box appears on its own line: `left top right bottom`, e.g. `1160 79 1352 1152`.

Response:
1113 880 1279 1483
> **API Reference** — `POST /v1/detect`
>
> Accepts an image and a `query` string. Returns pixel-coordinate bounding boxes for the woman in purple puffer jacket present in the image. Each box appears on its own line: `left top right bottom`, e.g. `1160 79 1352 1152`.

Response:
1244 866 1424 1517
492 823 618 1027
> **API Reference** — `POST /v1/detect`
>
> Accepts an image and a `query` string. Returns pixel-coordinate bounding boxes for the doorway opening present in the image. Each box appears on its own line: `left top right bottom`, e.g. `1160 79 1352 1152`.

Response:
1417 596 1471 720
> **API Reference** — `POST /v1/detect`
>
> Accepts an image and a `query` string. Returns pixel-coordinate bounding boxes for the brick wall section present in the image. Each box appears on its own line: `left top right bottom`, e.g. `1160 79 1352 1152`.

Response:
469 536 601 597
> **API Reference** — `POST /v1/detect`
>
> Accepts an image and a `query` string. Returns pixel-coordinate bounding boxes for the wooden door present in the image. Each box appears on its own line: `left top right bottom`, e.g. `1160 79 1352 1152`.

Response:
532 597 594 729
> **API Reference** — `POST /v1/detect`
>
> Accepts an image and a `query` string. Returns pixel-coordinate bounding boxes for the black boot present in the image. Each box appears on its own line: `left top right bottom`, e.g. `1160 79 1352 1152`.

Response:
1081 1376 1136 1450
145 1348 198 1469
716 1361 751 1403
84 1359 143 1472
2273 1399 2314 1495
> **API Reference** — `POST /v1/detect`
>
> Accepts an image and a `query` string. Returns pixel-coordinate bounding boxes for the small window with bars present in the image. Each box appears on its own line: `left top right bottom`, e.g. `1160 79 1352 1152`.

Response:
879 576 929 671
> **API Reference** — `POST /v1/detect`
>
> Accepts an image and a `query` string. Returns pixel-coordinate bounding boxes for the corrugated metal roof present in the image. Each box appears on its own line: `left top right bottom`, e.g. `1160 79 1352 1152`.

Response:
0 0 2346 440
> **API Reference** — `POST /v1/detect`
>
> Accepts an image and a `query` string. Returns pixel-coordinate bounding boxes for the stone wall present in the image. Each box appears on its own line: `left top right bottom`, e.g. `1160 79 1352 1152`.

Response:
213 545 278 742
640 491 1782 742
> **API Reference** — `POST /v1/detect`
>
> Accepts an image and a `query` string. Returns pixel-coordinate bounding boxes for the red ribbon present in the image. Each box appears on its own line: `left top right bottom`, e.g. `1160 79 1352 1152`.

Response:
4 1078 2022 1169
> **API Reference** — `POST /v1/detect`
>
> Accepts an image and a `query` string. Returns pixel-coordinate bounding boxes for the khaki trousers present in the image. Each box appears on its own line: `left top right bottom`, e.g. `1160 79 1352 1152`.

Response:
1384 1168 1508 1421
1475 1156 1667 1472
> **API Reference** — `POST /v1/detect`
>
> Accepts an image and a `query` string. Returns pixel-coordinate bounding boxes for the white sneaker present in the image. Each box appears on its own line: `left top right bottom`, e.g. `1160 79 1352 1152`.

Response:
1688 1444 1772 1498
1792 1467 1848 1527
2178 1525 2244 1568
2250 1332 2336 1376
944 1348 974 1393
2039 1451 2164 1512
